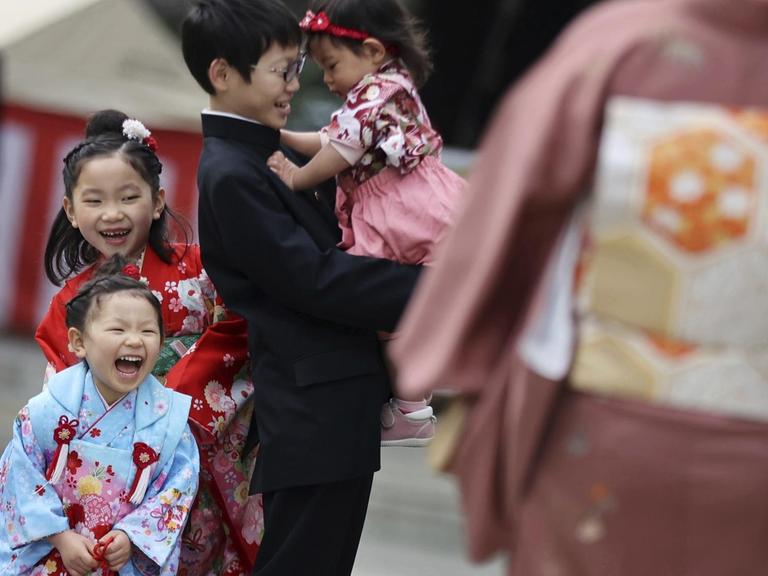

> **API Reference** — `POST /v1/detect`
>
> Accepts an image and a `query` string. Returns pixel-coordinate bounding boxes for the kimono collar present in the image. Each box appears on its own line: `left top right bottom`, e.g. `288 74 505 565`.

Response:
133 374 173 432
46 363 89 416
349 59 412 98
46 362 171 432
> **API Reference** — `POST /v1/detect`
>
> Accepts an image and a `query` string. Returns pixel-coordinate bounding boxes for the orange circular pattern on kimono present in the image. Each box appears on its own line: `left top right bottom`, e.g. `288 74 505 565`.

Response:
643 129 755 252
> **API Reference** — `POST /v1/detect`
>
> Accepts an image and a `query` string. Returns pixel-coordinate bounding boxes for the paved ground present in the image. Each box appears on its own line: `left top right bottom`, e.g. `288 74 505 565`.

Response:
0 334 505 576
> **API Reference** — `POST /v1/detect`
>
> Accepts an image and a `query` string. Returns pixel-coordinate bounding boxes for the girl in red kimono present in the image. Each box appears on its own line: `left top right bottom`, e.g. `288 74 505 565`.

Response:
35 109 260 576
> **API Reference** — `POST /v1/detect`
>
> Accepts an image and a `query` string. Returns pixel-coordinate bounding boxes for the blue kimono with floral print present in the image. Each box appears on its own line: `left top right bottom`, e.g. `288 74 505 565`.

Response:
0 363 199 575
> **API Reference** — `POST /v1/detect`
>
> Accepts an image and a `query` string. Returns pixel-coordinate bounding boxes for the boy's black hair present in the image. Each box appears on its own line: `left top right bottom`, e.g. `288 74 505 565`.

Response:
182 0 303 95
65 254 164 339
307 0 433 87
44 109 191 286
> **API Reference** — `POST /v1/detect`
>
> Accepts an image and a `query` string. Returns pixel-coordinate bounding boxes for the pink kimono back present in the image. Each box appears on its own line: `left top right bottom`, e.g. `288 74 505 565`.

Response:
390 0 768 573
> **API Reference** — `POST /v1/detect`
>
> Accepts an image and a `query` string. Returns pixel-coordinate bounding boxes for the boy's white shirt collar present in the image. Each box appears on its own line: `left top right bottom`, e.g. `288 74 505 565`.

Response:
202 108 263 125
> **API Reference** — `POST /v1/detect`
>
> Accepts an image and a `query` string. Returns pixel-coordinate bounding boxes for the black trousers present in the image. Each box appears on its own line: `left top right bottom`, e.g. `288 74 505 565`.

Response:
252 474 374 576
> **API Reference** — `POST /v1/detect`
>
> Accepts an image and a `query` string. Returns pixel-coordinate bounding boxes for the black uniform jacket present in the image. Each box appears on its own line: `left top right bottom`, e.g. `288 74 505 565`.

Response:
197 114 421 492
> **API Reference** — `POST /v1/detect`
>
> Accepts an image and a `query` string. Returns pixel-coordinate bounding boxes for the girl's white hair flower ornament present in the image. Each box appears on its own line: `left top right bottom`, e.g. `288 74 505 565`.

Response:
122 118 159 152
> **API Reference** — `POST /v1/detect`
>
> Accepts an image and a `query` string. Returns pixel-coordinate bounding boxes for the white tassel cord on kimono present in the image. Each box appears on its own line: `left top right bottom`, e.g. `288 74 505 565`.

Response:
127 442 159 505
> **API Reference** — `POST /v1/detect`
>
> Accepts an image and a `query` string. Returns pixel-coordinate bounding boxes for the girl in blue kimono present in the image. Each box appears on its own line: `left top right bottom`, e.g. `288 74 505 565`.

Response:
0 257 200 575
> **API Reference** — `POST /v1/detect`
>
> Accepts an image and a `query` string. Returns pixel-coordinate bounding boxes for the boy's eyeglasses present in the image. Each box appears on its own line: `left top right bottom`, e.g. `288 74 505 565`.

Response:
252 52 307 83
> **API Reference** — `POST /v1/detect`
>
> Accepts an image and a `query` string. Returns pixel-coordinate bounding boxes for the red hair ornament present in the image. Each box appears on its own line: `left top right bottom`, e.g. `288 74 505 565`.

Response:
299 10 371 41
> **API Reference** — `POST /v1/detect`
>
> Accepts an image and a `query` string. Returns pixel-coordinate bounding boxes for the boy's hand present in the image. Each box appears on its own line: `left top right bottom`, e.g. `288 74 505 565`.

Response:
267 151 299 191
98 529 132 572
48 530 98 576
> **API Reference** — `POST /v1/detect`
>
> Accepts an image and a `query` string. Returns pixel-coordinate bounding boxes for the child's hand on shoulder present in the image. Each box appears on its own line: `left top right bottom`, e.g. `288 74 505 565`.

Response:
97 529 132 572
267 151 300 191
48 529 98 576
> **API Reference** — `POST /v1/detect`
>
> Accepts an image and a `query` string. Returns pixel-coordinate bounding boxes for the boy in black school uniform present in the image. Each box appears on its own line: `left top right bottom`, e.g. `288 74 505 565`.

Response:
182 1 421 574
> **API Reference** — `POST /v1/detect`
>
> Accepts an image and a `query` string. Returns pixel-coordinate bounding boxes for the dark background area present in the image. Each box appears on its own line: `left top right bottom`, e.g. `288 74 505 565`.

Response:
149 0 600 148
418 0 599 147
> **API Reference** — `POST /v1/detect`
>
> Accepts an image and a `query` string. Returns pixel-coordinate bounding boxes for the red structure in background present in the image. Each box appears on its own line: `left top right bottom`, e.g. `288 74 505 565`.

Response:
0 104 202 334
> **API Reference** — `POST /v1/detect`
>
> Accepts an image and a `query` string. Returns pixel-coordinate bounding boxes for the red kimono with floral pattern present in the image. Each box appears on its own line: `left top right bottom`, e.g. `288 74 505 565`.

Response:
35 244 261 576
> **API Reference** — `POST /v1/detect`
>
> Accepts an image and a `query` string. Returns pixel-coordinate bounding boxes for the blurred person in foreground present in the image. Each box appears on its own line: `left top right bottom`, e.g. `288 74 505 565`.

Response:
390 0 768 574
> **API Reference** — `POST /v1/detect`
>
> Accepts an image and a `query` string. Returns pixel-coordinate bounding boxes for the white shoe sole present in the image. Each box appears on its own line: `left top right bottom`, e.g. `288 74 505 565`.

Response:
381 436 433 447
402 406 433 420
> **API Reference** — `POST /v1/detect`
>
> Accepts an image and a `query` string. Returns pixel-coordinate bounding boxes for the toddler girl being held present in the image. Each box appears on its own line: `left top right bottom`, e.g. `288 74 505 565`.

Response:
268 0 465 447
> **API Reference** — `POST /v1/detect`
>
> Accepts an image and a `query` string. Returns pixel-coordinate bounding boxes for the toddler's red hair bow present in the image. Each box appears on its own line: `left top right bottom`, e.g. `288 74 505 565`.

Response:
299 10 371 41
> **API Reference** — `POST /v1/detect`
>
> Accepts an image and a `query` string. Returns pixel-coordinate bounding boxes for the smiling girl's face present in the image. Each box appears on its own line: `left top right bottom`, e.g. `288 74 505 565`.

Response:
63 154 165 262
68 291 162 405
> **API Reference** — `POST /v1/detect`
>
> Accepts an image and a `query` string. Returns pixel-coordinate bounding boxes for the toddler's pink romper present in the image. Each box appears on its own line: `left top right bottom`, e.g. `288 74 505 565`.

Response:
323 60 465 265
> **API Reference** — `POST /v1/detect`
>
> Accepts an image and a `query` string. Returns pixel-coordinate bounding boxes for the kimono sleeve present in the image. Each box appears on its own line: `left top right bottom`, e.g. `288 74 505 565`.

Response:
0 406 69 549
162 246 252 443
164 314 251 444
114 425 199 573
